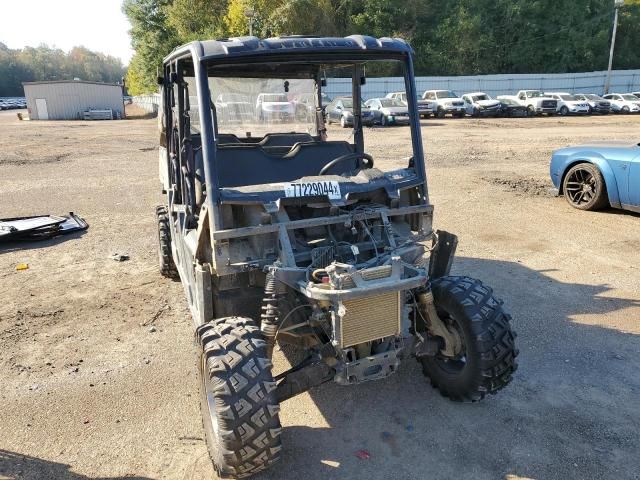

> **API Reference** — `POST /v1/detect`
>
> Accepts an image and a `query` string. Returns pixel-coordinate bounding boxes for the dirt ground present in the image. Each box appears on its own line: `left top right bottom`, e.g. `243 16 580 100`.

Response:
1 109 639 480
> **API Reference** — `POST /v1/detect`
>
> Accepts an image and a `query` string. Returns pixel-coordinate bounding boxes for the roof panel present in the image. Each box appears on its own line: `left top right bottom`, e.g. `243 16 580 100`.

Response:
165 36 413 63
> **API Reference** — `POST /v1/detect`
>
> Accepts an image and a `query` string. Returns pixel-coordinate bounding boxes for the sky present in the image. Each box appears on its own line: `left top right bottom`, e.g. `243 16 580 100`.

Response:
1 0 134 64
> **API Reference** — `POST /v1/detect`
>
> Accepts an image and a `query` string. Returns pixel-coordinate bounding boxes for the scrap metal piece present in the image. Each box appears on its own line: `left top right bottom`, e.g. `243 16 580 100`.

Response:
0 212 88 243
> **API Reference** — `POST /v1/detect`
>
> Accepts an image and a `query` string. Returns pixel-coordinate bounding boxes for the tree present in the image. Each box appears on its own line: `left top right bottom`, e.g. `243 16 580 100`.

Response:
167 0 229 41
0 43 125 97
122 0 179 94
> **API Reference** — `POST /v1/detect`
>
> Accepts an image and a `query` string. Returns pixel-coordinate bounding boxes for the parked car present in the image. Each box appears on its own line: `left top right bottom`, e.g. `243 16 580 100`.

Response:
461 92 501 117
498 90 557 116
603 93 640 114
422 90 465 118
215 93 254 123
255 93 295 121
386 91 436 118
550 141 640 212
292 93 332 122
498 98 528 117
365 97 410 126
545 92 590 116
573 94 611 114
325 96 376 127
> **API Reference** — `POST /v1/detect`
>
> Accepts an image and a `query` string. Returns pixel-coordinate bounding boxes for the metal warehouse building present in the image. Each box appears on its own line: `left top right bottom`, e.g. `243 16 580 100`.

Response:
23 80 124 120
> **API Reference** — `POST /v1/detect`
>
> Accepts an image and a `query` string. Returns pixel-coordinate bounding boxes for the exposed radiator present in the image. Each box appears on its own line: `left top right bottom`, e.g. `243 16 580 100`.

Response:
339 291 401 348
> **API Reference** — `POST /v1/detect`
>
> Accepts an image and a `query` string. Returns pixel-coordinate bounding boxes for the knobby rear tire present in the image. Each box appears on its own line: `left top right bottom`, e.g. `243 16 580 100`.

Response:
156 205 179 280
197 317 282 478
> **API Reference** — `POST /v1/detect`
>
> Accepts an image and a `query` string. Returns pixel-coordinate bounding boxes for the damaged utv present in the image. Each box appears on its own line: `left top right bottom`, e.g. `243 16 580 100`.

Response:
156 36 518 478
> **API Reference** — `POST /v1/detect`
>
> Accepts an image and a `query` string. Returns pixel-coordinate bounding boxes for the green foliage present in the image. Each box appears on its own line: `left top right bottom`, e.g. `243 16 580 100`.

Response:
118 0 640 93
0 43 125 97
122 0 180 95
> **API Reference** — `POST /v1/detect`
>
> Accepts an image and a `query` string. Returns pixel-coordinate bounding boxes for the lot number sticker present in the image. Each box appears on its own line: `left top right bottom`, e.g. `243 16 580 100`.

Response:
284 181 341 200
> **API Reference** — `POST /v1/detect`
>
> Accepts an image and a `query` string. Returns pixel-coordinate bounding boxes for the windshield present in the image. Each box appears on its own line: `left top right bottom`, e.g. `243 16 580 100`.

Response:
526 91 545 98
436 91 458 99
260 94 289 102
622 94 639 101
501 99 518 106
379 98 404 107
584 94 600 100
472 94 490 101
187 77 317 137
560 94 577 101
218 94 250 103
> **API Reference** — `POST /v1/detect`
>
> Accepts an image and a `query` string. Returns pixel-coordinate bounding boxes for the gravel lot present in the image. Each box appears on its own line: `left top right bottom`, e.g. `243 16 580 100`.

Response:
1 109 639 480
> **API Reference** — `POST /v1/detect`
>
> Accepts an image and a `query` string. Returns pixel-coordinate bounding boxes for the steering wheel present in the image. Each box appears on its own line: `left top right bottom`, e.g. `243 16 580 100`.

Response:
319 152 374 176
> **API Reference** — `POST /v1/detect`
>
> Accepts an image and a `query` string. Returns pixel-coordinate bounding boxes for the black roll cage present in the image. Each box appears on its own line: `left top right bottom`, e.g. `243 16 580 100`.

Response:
161 37 428 236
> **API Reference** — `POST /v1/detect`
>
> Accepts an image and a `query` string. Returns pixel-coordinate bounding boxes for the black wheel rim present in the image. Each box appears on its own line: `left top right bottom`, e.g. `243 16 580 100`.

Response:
566 168 597 206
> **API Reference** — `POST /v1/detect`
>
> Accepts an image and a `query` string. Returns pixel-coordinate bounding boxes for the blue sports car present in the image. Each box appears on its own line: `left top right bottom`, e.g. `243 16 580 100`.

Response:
550 141 640 212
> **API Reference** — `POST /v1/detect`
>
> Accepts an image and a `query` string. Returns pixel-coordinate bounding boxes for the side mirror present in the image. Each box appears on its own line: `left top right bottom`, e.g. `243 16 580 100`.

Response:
360 76 366 85
321 78 327 87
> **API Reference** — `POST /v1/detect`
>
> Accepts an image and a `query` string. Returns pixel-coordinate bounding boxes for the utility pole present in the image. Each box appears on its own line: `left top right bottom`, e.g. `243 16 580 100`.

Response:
604 0 624 95
244 7 255 37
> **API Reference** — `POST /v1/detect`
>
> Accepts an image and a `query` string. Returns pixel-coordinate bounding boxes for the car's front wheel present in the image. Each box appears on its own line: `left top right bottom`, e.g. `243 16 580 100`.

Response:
562 163 609 211
340 115 348 128
436 107 446 118
560 106 569 116
622 106 630 114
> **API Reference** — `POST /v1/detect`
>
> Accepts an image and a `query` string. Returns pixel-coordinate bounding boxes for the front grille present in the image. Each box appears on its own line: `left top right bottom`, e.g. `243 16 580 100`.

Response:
340 292 401 348
452 101 463 107
542 100 557 108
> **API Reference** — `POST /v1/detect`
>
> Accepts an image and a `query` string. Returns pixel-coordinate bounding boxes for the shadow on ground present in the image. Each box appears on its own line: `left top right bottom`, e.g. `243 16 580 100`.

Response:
0 229 87 254
0 450 155 480
259 256 640 480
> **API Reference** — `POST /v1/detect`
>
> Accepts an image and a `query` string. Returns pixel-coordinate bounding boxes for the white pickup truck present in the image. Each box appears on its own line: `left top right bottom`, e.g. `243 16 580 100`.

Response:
497 90 558 116
386 91 436 118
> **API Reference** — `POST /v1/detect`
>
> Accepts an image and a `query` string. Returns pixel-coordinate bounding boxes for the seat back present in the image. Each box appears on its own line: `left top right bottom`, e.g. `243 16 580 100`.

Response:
215 141 354 188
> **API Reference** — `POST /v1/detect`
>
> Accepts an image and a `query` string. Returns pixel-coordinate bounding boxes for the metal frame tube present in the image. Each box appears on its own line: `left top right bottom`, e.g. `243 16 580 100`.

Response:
403 54 429 203
191 44 221 234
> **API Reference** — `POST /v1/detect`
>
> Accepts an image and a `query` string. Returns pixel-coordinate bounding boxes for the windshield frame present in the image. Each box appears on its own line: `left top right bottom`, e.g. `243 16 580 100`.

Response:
165 49 428 207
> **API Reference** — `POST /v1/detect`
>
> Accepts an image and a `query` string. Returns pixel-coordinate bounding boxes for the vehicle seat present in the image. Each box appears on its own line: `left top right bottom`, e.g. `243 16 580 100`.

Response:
215 141 354 188
259 133 316 147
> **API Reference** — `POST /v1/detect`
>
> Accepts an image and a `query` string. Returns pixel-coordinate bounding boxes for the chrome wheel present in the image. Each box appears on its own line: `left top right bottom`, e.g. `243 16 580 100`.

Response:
562 163 608 211
565 168 596 206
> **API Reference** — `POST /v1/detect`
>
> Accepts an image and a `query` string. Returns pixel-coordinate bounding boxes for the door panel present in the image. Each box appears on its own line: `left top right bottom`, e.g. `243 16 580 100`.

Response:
628 154 640 207
35 98 48 120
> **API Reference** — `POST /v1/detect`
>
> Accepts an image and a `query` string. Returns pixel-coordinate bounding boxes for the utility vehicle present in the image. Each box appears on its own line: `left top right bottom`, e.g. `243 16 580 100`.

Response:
156 35 518 478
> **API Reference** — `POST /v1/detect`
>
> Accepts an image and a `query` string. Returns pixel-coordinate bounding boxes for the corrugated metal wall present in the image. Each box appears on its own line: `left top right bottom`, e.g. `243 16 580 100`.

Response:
134 69 640 111
133 94 161 113
325 69 640 99
24 82 124 120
